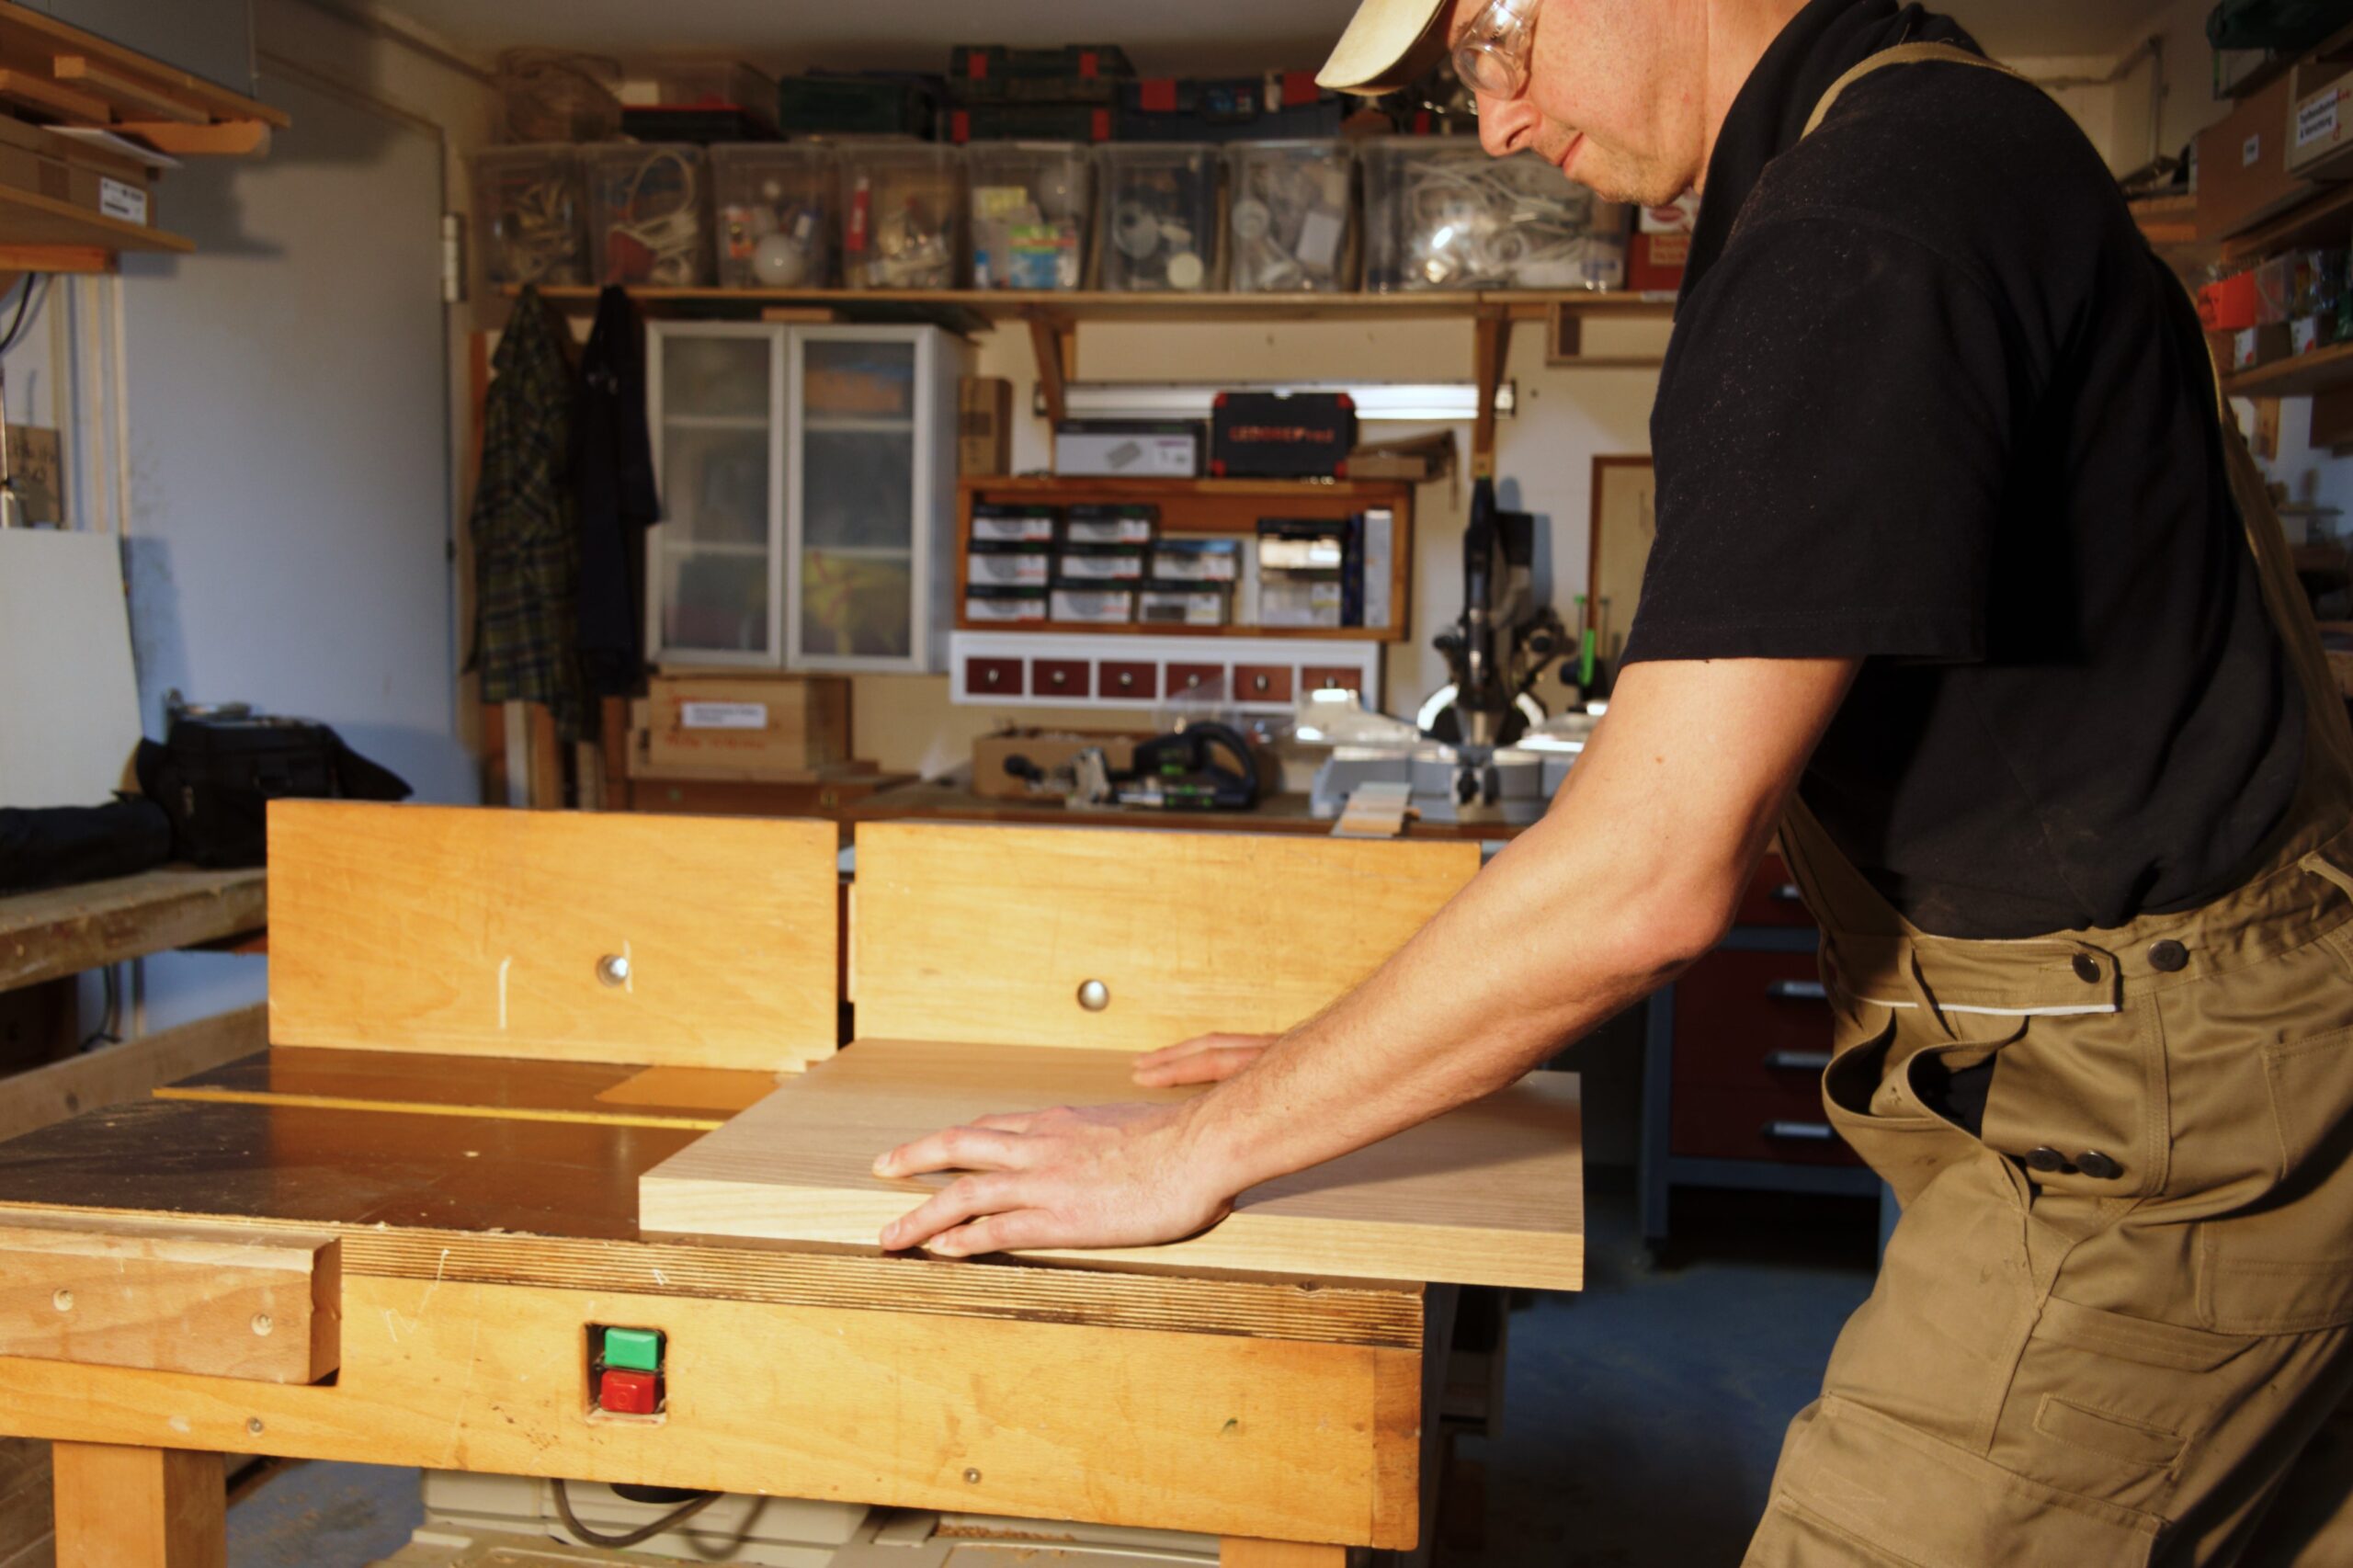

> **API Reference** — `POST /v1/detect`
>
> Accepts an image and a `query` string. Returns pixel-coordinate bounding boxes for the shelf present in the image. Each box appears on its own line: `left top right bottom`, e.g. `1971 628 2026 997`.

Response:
521 284 1665 327
0 0 286 157
804 416 914 435
964 474 1415 536
2221 182 2353 267
805 544 914 561
2224 343 2353 400
0 181 188 260
662 538 767 557
665 413 769 431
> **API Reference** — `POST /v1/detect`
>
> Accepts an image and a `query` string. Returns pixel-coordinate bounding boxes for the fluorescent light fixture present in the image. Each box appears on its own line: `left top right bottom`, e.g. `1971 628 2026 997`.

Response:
1041 381 1517 423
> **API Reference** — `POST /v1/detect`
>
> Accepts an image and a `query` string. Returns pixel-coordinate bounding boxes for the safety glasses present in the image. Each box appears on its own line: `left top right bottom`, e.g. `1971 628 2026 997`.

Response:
1451 0 1542 98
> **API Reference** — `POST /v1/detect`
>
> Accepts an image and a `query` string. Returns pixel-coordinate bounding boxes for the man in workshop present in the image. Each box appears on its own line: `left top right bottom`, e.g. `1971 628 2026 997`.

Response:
876 0 2353 1559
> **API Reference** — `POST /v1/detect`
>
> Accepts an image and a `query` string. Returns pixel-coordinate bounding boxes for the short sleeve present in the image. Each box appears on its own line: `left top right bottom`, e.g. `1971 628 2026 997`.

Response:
1620 213 2018 665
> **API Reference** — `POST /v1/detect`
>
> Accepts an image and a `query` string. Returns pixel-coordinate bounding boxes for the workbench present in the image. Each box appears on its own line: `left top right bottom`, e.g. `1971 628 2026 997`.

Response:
0 804 1581 1566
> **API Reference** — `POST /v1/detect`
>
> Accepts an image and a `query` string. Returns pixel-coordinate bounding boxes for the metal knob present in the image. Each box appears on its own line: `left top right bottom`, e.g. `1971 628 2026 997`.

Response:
597 954 631 988
984 667 1001 687
1117 672 1133 689
1076 979 1109 1012
1252 674 1269 693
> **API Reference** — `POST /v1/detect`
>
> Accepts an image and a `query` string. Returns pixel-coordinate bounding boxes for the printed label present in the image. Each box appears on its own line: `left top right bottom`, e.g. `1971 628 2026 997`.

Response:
680 701 767 730
97 177 146 225
2245 131 2265 168
2300 91 2343 150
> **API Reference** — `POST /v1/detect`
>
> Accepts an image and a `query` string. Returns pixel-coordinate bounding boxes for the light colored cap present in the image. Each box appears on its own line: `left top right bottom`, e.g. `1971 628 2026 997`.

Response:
1316 0 1454 96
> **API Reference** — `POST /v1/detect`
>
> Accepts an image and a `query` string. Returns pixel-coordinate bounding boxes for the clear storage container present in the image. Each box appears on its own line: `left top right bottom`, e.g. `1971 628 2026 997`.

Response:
964 142 1091 290
1098 143 1222 291
472 143 587 288
710 143 837 289
839 142 963 290
1226 140 1354 293
582 142 711 287
1362 138 1629 292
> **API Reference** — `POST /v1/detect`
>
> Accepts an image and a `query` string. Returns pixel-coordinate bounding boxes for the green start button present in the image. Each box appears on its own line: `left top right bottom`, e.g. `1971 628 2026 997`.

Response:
602 1326 662 1373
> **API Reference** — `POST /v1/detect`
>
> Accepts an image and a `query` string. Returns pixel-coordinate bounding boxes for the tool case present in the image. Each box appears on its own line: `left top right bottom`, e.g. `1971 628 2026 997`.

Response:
134 712 410 868
1211 391 1357 478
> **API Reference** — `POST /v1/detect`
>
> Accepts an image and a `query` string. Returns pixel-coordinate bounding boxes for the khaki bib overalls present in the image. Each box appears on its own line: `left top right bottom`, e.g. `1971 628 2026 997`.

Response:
1743 45 2353 1568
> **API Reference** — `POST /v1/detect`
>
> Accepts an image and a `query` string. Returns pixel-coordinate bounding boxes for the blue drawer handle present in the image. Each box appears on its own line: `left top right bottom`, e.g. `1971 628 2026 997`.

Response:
1767 979 1827 1002
1764 1119 1837 1142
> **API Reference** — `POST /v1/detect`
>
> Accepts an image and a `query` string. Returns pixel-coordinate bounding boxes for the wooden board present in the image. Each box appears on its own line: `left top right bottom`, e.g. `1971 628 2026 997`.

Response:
0 1211 335 1382
49 1443 222 1568
0 530 141 811
641 1040 1584 1290
0 1276 1419 1550
851 824 1480 1050
153 1047 775 1131
0 1005 263 1146
0 868 265 994
267 802 838 1071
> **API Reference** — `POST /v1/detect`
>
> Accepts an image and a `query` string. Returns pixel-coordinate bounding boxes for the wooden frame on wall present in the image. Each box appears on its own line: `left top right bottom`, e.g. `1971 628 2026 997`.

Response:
1586 456 1655 667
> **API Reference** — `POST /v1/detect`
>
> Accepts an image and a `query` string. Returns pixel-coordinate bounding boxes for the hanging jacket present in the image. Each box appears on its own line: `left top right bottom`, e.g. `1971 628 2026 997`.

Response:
574 284 661 700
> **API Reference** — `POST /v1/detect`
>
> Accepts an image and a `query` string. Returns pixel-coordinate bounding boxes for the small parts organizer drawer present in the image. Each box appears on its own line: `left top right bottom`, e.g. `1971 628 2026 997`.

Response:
1668 947 1859 1167
949 633 1383 712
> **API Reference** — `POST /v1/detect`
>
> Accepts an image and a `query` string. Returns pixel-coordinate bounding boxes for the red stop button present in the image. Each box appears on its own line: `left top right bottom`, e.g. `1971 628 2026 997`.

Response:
597 1368 660 1415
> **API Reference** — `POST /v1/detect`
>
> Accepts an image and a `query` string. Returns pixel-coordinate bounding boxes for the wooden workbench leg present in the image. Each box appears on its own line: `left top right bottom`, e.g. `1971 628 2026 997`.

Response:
1220 1540 1347 1568
51 1443 224 1568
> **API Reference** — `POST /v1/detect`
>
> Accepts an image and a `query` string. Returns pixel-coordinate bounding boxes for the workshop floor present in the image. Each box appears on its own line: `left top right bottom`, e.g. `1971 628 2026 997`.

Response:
222 1184 1878 1568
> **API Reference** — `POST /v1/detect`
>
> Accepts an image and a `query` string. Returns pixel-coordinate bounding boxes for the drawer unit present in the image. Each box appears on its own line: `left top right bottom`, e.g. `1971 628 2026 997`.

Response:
1668 948 1830 1091
1670 1082 1857 1168
1732 853 1811 927
964 657 1024 698
948 633 1384 714
1099 661 1158 701
1030 659 1092 700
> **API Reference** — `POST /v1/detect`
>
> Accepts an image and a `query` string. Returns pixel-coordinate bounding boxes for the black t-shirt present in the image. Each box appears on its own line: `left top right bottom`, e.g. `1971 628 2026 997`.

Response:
1620 0 2306 939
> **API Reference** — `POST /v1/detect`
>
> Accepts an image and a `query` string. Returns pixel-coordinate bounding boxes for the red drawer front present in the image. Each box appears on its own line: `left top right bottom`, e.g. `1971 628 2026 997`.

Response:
1167 662 1226 698
1233 664 1293 703
1734 852 1813 928
1099 661 1158 701
1671 948 1832 1090
964 657 1024 698
1030 659 1091 699
1301 665 1364 694
1669 1080 1861 1166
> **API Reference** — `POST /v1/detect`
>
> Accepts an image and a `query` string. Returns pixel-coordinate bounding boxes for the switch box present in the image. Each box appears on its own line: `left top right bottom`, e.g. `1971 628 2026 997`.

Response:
588 1324 666 1418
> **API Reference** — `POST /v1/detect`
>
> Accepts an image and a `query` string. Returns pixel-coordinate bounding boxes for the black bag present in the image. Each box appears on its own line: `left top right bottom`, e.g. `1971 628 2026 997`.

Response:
135 717 412 869
0 798 173 894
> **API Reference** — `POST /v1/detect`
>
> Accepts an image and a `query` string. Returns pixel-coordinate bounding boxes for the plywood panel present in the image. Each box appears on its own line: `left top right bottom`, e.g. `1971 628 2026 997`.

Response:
0 531 140 812
642 1040 1583 1290
851 824 1480 1050
267 802 837 1070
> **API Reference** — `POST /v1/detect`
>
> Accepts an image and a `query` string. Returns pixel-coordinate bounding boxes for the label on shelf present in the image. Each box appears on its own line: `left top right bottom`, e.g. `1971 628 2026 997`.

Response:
681 700 768 730
97 177 148 225
2301 91 2343 150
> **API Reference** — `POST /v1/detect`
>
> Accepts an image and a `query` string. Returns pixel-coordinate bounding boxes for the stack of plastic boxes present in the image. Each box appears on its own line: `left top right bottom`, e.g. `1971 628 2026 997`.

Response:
474 144 590 288
1361 139 1628 291
1142 537 1238 625
840 141 964 289
965 142 1093 290
583 142 712 286
1053 504 1154 623
966 502 1056 624
1227 141 1354 292
1099 145 1222 290
709 143 838 288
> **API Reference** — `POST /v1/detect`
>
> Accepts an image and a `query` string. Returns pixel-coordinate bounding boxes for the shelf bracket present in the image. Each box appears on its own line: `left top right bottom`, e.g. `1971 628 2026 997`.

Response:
1025 309 1076 427
1472 307 1513 481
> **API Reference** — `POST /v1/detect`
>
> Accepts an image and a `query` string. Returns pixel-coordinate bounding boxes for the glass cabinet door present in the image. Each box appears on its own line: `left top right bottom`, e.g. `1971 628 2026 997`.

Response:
652 327 781 664
791 334 920 666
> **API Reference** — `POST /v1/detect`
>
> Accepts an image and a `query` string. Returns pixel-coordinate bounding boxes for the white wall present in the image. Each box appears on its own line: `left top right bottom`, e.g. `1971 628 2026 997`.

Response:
82 0 498 1029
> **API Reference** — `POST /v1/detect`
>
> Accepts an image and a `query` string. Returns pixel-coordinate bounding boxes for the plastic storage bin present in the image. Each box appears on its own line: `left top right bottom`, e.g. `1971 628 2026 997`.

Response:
1099 143 1222 292
1227 141 1354 293
472 143 587 288
710 143 837 289
839 142 963 290
583 142 712 287
1362 139 1629 291
965 142 1090 290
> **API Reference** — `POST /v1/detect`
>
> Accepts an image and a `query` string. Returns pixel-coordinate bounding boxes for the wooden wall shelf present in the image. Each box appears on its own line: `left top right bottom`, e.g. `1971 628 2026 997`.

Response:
2225 342 2353 401
0 183 188 265
0 1 285 157
519 286 1676 479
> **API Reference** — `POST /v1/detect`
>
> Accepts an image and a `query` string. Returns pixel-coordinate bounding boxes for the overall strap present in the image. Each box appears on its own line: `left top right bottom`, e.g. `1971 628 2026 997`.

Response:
1802 41 2029 138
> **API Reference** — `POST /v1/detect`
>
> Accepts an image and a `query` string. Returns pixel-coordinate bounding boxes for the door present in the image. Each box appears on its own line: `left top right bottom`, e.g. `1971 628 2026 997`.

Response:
647 322 785 667
787 326 932 671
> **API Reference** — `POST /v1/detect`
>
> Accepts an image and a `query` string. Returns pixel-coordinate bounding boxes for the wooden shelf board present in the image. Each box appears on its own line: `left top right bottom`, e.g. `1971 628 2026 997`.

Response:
955 619 1407 642
0 0 285 130
2222 182 2353 266
962 475 1414 501
2224 342 2353 400
515 283 1673 326
0 182 188 254
0 867 266 994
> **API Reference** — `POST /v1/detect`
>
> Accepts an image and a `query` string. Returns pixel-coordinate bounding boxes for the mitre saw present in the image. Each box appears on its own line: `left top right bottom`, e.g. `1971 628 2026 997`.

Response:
1307 476 1591 828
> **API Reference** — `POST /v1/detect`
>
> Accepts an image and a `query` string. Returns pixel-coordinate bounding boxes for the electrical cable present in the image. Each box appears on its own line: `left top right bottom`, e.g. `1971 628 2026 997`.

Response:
0 276 39 358
551 1477 721 1549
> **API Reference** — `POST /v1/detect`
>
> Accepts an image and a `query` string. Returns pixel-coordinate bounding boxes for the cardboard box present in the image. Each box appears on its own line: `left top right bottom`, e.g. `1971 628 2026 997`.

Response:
2201 270 2262 330
2234 323 2295 369
972 728 1144 799
2290 60 2353 180
1629 193 1699 293
2200 69 2313 238
632 672 849 781
959 376 1011 476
